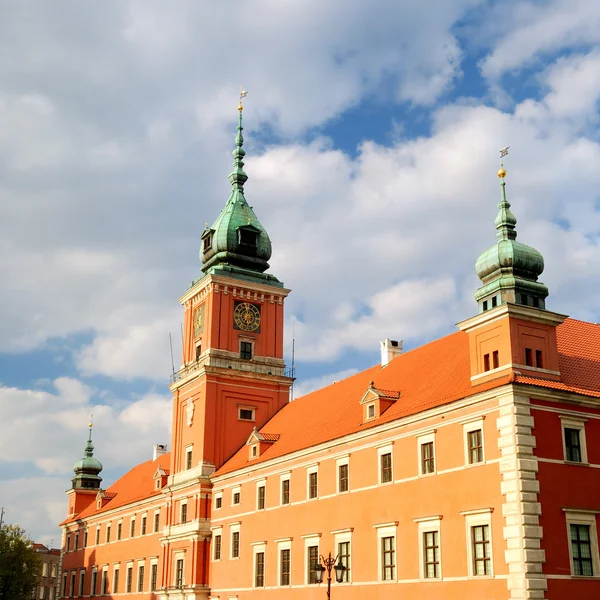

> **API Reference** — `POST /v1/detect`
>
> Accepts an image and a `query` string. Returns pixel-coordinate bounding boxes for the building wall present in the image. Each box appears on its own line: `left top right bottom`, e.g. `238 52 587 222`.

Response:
35 548 60 600
209 393 507 598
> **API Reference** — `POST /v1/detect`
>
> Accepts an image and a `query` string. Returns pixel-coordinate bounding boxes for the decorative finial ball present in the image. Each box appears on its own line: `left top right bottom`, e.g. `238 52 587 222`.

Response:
238 104 244 111
498 167 507 178
89 421 93 428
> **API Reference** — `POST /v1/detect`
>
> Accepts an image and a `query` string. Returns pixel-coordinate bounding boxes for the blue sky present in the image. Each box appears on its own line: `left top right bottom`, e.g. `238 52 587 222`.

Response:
2 0 600 545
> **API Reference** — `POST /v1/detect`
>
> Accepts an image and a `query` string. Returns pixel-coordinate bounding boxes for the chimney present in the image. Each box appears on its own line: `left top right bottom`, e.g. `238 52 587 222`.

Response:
380 338 403 366
153 444 167 461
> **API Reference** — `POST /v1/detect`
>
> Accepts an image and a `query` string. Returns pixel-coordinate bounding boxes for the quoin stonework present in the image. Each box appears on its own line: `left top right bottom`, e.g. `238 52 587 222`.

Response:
59 104 600 600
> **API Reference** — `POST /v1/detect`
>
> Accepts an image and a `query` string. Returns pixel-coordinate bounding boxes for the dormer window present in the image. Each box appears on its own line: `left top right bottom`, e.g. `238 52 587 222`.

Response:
367 404 375 419
237 225 260 249
201 229 214 253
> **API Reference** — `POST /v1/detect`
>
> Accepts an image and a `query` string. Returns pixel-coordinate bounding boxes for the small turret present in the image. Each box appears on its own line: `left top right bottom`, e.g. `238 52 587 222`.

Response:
474 159 548 313
71 421 103 490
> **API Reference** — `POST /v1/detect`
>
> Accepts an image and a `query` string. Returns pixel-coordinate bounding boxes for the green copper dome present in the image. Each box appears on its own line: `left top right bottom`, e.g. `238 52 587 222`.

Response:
72 425 103 490
200 106 280 287
474 171 548 312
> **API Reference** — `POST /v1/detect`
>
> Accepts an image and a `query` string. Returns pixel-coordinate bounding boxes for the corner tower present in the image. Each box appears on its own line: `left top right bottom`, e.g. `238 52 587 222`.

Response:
459 155 566 385
170 95 293 476
65 421 103 517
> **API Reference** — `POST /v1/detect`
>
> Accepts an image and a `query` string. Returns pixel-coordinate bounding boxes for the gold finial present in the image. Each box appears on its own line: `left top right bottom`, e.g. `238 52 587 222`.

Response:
238 87 248 111
89 413 93 429
498 146 509 178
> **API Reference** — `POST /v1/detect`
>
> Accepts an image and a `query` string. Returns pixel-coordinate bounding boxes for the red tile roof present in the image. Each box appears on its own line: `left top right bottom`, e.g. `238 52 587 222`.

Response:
61 453 170 525
215 318 600 476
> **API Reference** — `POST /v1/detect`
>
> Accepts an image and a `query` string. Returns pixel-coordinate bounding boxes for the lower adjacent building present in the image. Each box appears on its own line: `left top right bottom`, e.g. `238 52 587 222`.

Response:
33 543 60 600
59 107 600 599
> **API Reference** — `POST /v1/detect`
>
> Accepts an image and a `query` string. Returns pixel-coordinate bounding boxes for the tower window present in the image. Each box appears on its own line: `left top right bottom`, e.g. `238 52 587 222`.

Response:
186 447 193 470
195 344 201 361
482 300 488 312
483 353 490 372
491 296 497 308
536 350 543 369
238 407 255 421
202 232 212 252
525 348 533 366
240 341 253 360
492 351 499 369
238 228 258 248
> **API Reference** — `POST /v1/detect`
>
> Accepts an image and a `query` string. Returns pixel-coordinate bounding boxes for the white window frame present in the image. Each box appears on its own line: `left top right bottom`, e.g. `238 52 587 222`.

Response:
173 551 185 588
251 542 267 588
180 500 188 523
129 517 135 538
336 456 350 494
377 444 394 485
230 523 241 560
238 404 256 421
276 538 292 587
462 509 494 577
149 559 159 592
560 416 588 464
214 491 223 510
463 418 485 466
333 528 352 583
141 512 148 535
418 432 436 476
211 527 223 562
302 534 321 585
374 522 397 582
153 510 160 533
415 516 442 580
112 565 119 594
125 562 134 593
367 403 376 420
231 486 241 506
280 473 291 506
78 569 85 596
137 560 145 593
563 509 600 577
185 445 193 470
256 479 266 511
306 465 319 501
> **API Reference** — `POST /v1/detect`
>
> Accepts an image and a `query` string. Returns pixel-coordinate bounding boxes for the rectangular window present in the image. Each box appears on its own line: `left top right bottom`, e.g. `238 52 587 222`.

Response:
180 503 188 523
126 566 133 593
232 531 240 558
281 479 290 505
255 552 265 587
338 541 350 582
471 525 491 575
138 565 144 592
308 471 318 499
130 518 135 538
257 485 266 510
78 571 85 597
154 512 160 533
83 529 87 548
525 347 533 366
338 463 349 493
238 407 255 421
117 522 122 540
232 491 240 505
535 350 543 368
423 531 440 578
70 572 76 598
186 448 192 470
150 564 158 592
571 524 593 576
105 524 111 543
308 545 319 584
468 429 483 464
367 403 375 419
101 571 108 595
61 574 67 598
240 341 253 360
214 534 222 560
90 571 97 596
74 531 79 550
381 536 396 581
380 452 392 483
491 295 497 308
195 343 202 360
141 515 147 535
66 532 71 552
492 350 499 369
483 353 490 371
95 528 99 545
421 441 435 474
215 495 222 509
112 568 119 594
280 549 291 586
175 558 184 588
565 428 582 462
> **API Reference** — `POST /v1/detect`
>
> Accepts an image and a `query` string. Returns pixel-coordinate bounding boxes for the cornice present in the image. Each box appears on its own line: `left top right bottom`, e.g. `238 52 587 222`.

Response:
457 303 567 332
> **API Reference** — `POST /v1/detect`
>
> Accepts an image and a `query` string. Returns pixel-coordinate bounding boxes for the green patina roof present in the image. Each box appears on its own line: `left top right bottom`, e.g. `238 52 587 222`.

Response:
72 426 103 486
199 106 281 288
474 172 548 303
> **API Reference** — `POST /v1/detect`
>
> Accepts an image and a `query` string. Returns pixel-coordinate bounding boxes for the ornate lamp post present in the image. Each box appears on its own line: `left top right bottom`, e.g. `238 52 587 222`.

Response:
314 552 347 599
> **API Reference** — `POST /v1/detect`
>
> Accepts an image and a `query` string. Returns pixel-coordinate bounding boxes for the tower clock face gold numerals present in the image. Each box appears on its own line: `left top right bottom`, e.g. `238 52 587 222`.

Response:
193 304 205 338
233 301 261 332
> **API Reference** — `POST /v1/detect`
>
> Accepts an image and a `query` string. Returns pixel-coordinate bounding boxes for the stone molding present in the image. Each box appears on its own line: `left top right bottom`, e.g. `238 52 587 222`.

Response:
497 390 547 599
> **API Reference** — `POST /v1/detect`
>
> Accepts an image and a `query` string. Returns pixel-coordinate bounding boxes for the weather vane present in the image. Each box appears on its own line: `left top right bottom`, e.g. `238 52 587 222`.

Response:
238 87 248 110
89 413 93 429
498 146 510 178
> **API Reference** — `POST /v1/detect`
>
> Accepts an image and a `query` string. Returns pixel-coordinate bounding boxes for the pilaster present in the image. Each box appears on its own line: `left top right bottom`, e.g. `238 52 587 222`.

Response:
497 390 547 599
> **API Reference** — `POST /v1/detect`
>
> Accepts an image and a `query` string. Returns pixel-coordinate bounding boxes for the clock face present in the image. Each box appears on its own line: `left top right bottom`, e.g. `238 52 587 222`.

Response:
233 301 261 332
193 304 205 338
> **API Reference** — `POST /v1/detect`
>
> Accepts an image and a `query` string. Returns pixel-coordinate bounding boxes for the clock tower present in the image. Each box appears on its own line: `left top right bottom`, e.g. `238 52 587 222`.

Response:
169 98 293 478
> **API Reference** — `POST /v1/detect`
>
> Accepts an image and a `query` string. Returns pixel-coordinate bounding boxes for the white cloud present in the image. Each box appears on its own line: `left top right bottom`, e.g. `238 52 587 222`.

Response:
293 368 360 399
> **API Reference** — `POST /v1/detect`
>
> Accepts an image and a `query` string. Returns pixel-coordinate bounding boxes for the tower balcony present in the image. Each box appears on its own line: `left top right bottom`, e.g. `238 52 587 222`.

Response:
169 349 293 387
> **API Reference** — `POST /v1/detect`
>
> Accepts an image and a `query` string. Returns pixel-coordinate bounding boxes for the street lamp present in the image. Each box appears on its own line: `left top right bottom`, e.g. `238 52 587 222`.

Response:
314 551 346 599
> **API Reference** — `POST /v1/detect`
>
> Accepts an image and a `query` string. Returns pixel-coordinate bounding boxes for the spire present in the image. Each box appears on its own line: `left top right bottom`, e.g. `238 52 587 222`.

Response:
198 90 282 287
474 148 548 312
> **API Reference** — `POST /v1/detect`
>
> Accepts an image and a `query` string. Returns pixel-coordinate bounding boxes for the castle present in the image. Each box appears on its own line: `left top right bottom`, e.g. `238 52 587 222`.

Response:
59 102 600 600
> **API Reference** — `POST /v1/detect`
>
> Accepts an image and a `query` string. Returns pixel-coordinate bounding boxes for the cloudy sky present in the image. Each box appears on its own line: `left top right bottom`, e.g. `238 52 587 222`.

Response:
2 0 600 545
